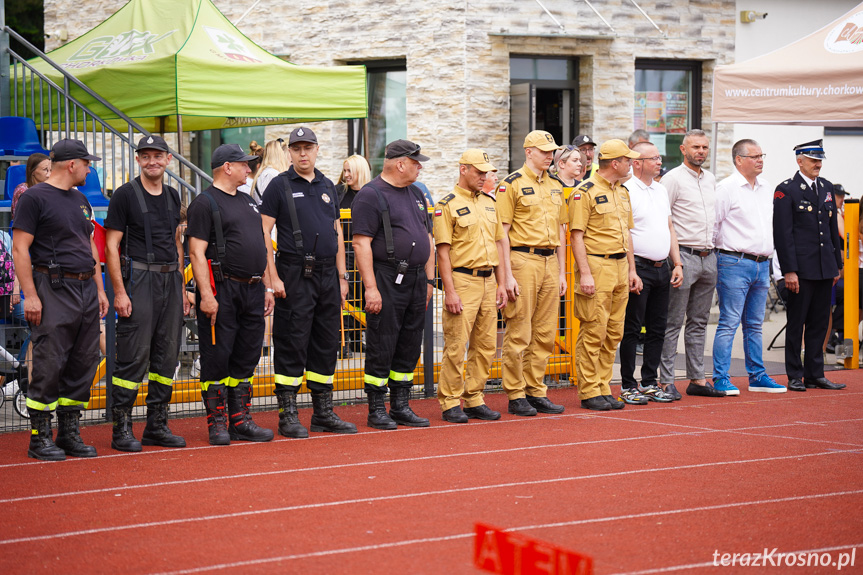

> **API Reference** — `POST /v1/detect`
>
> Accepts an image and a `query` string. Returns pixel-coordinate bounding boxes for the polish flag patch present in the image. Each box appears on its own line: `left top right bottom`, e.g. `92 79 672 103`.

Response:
434 208 443 217
571 193 581 200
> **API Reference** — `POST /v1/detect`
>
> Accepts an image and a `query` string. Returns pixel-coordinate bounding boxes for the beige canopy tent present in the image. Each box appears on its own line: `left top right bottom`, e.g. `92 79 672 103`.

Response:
712 1 863 127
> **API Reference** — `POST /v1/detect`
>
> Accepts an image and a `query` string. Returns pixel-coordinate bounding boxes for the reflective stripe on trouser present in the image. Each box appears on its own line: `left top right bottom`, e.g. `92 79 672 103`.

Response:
501 250 559 399
112 267 184 404
196 280 265 390
272 258 340 392
438 273 497 410
27 272 99 409
573 257 629 400
363 263 427 392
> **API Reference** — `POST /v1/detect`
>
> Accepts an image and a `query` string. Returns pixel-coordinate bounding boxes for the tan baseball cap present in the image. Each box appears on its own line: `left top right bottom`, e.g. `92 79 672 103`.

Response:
458 149 497 172
523 130 560 152
597 139 639 160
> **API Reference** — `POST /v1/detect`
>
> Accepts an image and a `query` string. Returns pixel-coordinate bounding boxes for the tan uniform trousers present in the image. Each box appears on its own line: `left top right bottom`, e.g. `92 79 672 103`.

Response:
574 257 629 400
502 250 559 399
438 273 498 410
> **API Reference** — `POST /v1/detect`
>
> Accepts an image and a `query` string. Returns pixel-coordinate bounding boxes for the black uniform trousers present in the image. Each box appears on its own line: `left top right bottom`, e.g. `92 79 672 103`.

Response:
196 279 265 389
273 255 340 391
785 278 833 380
27 272 100 412
113 267 184 404
363 261 427 393
620 260 670 389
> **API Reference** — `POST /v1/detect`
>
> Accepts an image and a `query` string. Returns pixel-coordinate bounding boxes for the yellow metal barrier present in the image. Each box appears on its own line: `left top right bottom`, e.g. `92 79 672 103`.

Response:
844 199 859 369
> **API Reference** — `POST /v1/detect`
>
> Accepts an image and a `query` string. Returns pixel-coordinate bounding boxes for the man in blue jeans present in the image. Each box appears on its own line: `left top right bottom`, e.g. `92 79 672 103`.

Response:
712 139 786 394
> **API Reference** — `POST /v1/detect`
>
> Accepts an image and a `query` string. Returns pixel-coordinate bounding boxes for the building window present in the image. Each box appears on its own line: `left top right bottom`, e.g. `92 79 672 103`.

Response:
634 60 702 167
347 61 407 177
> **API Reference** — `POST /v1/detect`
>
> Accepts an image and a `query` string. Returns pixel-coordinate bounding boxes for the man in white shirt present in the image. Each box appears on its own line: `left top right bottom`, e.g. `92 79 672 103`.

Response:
712 139 786 395
619 142 684 404
660 129 723 398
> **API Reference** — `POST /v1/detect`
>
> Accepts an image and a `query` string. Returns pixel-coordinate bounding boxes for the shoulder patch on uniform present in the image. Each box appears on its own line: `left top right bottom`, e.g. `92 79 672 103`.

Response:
504 172 522 184
439 193 456 205
596 195 608 204
576 181 594 193
456 207 470 216
774 190 785 200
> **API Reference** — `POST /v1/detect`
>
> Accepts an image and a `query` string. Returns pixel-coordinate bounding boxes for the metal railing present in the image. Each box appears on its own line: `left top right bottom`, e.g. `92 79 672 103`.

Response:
3 26 212 203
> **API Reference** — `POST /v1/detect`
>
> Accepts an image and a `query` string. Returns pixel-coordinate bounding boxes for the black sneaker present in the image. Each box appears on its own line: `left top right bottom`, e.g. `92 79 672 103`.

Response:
525 395 564 414
463 404 501 420
442 406 469 423
603 395 625 410
508 398 537 417
581 396 611 411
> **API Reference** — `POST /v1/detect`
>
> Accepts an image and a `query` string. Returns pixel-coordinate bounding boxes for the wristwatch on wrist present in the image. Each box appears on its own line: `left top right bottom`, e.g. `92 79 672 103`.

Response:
265 288 275 293
342 272 350 281
427 279 435 286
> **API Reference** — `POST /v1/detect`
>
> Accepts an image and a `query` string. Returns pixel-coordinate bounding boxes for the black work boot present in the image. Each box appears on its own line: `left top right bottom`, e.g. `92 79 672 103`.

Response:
111 406 142 452
55 409 98 458
366 389 397 430
388 386 430 427
142 403 186 448
201 385 230 446
227 382 274 442
310 389 357 434
274 385 308 439
27 411 66 461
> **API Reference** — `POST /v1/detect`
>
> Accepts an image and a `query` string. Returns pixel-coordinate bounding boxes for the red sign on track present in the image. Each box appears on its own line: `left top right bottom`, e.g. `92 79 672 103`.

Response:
474 522 593 575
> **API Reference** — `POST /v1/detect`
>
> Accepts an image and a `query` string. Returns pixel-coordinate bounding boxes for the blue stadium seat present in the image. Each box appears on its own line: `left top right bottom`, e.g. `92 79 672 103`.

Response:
4 164 26 201
77 167 109 224
0 117 49 156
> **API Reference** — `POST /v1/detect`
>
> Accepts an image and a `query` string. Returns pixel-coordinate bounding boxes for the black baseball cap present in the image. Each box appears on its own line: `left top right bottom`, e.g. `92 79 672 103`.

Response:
50 139 101 162
572 134 596 147
834 184 846 197
137 134 170 153
211 144 257 168
288 127 318 145
385 139 429 162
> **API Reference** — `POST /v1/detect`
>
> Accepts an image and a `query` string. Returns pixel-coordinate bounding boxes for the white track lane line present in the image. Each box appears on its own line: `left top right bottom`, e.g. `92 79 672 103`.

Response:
2 391 860 470
145 496 863 575
607 543 863 575
1 450 860 546
3 416 862 504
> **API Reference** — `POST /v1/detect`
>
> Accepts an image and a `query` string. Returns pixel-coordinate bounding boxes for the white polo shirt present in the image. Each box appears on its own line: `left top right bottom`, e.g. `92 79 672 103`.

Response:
714 169 773 257
623 176 672 262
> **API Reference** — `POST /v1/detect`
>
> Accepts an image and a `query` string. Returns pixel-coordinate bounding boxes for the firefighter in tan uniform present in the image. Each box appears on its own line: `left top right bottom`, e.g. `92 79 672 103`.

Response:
434 150 509 423
497 131 568 416
569 139 641 411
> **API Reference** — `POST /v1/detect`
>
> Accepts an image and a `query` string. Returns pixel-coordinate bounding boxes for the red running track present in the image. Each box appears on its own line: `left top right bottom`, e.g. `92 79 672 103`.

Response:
0 372 861 574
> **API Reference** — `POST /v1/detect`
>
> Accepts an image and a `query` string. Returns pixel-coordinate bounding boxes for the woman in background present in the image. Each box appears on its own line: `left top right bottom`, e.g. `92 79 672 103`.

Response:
550 145 584 199
251 140 290 204
12 153 50 217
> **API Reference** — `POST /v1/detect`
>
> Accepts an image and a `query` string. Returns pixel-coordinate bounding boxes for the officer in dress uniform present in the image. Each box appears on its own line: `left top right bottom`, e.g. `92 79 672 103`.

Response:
187 144 277 445
261 127 356 437
104 135 189 452
497 130 568 417
12 139 109 460
569 139 641 410
773 139 845 392
434 149 508 423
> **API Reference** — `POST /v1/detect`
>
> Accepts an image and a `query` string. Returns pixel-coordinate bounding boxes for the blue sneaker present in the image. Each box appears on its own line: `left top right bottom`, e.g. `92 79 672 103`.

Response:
749 375 787 393
713 379 740 396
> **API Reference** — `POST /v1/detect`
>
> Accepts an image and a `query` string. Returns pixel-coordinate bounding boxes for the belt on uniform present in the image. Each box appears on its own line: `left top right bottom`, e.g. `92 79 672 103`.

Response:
277 253 336 267
131 261 179 273
679 246 714 258
226 274 263 284
453 267 494 277
375 260 424 274
718 249 770 263
511 246 555 257
33 266 95 281
635 255 665 268
588 253 627 260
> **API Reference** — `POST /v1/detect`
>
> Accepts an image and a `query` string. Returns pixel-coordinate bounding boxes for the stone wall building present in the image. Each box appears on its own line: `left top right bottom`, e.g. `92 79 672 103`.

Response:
45 0 737 198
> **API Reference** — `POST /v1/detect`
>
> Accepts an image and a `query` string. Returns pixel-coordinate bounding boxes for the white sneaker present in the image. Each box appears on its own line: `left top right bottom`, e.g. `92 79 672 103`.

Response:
190 358 200 379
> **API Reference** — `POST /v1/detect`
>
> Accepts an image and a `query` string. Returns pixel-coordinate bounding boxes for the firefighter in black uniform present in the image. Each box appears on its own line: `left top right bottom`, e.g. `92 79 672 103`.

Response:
351 139 435 429
104 135 189 452
773 139 846 392
187 144 276 445
261 127 356 437
12 139 109 460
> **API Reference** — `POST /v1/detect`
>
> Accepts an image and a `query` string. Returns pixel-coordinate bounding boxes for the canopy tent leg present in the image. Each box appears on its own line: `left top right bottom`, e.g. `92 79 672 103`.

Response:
710 122 718 172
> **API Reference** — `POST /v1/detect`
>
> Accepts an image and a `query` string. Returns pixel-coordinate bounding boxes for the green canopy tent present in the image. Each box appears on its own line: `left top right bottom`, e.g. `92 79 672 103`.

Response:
14 0 367 132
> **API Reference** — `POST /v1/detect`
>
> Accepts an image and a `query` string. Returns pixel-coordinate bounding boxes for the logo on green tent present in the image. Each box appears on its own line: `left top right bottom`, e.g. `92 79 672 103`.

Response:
66 30 176 67
203 26 261 64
